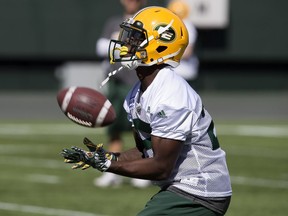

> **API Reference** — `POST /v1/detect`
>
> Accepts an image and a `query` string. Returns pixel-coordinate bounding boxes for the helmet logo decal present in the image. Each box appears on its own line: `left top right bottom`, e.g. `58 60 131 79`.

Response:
155 24 176 42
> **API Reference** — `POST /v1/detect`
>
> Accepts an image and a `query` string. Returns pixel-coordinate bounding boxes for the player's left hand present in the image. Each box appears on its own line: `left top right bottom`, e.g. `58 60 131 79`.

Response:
60 137 101 170
61 145 111 172
61 147 91 170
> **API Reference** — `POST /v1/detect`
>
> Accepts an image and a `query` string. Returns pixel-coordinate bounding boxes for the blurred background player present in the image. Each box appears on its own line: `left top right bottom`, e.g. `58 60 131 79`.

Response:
167 0 199 85
95 0 150 188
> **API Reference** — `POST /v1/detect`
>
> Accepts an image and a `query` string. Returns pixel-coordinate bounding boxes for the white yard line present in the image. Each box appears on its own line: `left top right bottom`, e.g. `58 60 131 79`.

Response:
0 123 287 137
226 146 288 159
26 174 61 184
0 123 104 135
231 176 288 189
0 202 107 216
0 156 66 169
217 125 288 137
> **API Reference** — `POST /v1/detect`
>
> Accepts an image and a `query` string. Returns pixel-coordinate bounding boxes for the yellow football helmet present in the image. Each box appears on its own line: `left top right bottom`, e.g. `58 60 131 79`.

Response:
108 6 189 70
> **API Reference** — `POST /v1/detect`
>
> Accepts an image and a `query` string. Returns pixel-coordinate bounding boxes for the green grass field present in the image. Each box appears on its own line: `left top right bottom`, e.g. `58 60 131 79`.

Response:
0 120 287 216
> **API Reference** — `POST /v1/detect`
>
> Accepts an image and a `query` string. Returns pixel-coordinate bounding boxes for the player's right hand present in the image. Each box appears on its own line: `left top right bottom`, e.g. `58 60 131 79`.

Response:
83 137 118 161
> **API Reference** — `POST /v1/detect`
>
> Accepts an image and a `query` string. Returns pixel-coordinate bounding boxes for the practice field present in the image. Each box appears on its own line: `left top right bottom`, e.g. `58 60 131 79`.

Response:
0 120 287 216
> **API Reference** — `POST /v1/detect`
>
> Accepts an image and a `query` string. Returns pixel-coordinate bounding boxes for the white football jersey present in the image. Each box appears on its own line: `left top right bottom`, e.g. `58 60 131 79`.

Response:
124 67 232 198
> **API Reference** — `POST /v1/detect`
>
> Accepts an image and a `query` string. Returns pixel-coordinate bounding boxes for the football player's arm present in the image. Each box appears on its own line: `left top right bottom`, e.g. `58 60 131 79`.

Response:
107 135 183 181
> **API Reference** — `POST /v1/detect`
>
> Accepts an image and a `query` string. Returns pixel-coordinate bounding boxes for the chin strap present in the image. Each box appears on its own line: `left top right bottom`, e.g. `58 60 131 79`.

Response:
100 66 124 88
139 48 181 67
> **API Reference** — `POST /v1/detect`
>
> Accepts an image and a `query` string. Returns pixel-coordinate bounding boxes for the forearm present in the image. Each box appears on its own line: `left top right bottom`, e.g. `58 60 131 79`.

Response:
107 156 169 181
106 147 162 180
116 147 143 162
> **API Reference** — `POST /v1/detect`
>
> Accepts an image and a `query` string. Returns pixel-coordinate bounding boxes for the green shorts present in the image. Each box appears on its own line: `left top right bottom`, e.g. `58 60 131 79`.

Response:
137 190 222 216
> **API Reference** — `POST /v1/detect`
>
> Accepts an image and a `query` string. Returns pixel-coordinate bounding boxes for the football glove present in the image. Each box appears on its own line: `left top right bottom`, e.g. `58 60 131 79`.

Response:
83 137 118 161
61 147 91 170
61 137 117 171
61 146 111 171
61 137 102 170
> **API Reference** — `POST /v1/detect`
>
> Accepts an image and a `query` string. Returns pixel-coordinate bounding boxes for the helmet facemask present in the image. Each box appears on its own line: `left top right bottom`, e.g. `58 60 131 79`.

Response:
109 19 149 70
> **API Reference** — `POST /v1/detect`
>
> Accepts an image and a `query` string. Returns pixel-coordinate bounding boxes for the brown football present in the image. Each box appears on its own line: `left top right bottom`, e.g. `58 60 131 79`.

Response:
57 86 116 128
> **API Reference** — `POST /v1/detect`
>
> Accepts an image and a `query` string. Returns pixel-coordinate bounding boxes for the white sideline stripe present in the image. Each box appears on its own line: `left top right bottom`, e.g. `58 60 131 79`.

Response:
231 176 288 189
226 147 287 159
0 156 67 169
0 202 107 216
26 174 60 184
0 144 54 154
0 123 287 137
217 125 288 137
0 123 105 135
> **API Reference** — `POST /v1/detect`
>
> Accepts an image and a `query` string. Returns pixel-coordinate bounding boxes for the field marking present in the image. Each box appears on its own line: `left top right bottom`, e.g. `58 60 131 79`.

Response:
0 123 104 135
0 156 67 169
0 123 287 137
0 202 107 216
231 176 288 189
26 174 61 184
226 146 287 159
217 125 288 137
0 144 57 154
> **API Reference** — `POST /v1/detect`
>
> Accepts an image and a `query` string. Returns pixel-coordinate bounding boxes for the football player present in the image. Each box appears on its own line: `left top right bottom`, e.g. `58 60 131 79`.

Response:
62 6 232 216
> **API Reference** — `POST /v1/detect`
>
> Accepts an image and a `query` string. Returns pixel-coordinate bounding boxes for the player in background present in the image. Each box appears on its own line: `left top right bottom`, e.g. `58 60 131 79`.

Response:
95 0 150 188
167 0 199 84
62 6 232 215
